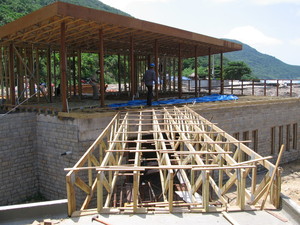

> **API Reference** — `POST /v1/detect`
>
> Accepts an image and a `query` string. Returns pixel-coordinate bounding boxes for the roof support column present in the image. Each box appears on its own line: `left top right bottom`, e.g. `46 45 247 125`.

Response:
118 54 121 94
220 52 224 94
77 50 82 99
72 52 76 97
178 44 182 99
0 48 3 102
9 43 15 105
36 48 40 102
60 22 68 112
208 48 211 95
194 46 198 97
154 39 159 101
99 29 105 107
47 47 52 102
124 54 127 92
130 36 135 99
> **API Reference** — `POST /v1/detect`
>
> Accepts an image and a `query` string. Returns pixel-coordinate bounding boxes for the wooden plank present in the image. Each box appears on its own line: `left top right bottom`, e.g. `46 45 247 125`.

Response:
75 176 91 195
260 145 285 209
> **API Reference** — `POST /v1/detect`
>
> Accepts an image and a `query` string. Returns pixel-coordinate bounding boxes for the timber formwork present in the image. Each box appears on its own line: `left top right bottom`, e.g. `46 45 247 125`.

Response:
65 106 281 216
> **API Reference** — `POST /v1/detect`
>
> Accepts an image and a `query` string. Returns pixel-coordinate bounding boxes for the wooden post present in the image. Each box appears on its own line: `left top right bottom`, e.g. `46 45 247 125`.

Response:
16 48 22 101
72 52 76 97
28 48 35 97
173 58 176 92
195 46 198 97
66 174 77 217
36 49 40 101
124 54 127 92
60 22 68 112
264 80 266 96
130 36 135 99
220 52 224 94
290 80 292 97
47 47 52 102
9 43 15 105
252 80 254 95
77 50 82 99
118 54 121 94
208 48 211 95
53 50 56 97
276 79 279 96
154 39 159 100
178 44 182 98
163 56 167 92
231 79 233 94
5 48 9 100
0 47 3 101
99 29 105 107
202 170 210 212
241 80 244 95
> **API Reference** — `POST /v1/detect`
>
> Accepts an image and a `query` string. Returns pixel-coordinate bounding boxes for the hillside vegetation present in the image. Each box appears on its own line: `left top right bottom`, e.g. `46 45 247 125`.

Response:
224 39 300 79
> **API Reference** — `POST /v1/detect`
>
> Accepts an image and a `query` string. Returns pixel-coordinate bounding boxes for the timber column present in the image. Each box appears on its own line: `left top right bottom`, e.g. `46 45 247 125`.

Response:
99 29 105 107
178 44 182 99
154 40 158 101
60 22 68 112
9 43 15 105
194 46 198 97
208 48 211 95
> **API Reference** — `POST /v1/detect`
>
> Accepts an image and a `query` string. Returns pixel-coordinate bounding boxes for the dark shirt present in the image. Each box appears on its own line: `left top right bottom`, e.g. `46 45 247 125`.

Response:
143 69 157 86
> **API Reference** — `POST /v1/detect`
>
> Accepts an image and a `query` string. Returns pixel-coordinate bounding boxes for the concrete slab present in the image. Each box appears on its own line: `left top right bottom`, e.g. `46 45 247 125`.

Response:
58 210 297 225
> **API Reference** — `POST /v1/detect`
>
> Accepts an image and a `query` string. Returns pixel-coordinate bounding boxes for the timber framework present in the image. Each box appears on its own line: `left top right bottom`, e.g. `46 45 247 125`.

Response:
65 106 282 216
0 2 241 112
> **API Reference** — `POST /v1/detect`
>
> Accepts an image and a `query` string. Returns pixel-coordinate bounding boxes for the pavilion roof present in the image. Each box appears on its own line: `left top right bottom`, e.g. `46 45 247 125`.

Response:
0 2 242 57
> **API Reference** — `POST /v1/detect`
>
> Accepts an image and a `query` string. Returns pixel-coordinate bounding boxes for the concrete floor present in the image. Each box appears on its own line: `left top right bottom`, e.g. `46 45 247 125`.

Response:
1 210 298 225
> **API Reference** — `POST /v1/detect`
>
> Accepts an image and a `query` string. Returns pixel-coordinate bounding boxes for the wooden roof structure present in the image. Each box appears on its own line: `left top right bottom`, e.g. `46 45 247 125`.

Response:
0 2 241 57
0 2 242 112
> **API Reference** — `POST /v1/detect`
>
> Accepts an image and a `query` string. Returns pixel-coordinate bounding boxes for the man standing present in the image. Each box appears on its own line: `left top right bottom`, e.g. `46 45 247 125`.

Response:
143 63 157 106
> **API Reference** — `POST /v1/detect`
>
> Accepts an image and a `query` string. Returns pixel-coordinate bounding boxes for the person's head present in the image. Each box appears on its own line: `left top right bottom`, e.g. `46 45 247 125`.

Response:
149 63 155 69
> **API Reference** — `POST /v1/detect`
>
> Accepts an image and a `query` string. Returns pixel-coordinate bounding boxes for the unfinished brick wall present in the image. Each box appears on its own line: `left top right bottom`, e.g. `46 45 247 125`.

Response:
0 99 299 206
0 113 38 205
36 114 112 201
195 99 300 164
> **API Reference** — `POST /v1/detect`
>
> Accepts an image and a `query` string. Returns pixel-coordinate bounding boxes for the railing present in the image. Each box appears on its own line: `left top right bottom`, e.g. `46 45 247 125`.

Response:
65 106 282 216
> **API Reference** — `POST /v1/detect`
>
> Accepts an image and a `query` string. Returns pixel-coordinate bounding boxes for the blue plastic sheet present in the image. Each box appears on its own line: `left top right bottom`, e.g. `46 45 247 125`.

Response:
108 94 238 108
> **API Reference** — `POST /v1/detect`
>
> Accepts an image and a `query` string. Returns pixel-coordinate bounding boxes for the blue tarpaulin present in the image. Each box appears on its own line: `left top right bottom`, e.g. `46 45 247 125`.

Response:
108 94 238 108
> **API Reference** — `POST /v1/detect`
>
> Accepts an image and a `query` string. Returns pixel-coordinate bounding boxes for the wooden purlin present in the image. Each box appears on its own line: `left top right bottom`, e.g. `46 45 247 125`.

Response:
65 106 281 216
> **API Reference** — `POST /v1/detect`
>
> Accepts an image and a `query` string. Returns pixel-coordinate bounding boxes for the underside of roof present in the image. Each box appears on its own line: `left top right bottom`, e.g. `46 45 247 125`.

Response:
0 2 242 57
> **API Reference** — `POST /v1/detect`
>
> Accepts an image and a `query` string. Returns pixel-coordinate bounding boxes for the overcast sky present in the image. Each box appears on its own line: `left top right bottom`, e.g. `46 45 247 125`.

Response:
100 0 300 66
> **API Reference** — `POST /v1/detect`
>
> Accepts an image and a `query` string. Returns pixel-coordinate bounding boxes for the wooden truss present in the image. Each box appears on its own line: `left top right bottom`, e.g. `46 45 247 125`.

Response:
65 106 282 216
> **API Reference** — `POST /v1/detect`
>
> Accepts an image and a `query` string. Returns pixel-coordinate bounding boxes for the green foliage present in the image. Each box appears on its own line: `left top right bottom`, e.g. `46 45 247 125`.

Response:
224 61 252 80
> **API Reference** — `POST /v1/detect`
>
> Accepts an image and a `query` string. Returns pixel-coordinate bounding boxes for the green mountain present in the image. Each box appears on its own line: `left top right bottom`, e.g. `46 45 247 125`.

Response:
224 39 300 79
0 0 131 26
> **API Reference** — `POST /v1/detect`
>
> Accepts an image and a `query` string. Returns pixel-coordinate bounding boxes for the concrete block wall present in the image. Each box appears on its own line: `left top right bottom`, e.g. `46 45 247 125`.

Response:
195 100 300 164
36 114 113 201
0 99 299 206
0 113 38 206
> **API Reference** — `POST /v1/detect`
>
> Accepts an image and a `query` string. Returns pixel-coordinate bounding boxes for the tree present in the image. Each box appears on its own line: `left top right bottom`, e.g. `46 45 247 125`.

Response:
224 61 252 80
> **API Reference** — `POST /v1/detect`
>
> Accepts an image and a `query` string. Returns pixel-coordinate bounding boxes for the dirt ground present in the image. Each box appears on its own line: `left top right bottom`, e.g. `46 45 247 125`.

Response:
280 159 300 206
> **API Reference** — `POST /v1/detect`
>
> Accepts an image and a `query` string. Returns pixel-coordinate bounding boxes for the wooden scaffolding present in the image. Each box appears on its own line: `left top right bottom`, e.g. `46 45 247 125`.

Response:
65 106 282 216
